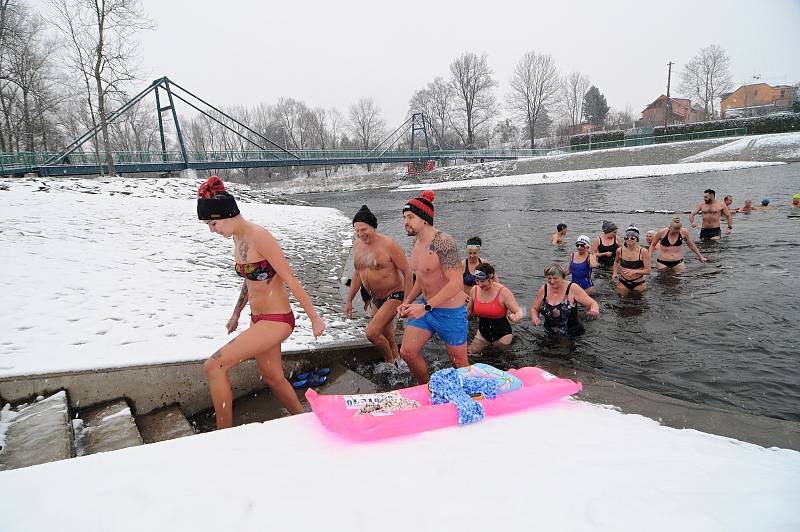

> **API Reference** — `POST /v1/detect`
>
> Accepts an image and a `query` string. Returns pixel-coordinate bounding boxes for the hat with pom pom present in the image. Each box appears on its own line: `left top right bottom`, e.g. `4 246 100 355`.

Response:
197 176 240 220
403 190 435 225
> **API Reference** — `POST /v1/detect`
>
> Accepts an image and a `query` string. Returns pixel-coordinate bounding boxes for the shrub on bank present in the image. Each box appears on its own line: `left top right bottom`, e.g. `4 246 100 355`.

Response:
569 130 624 147
653 112 800 137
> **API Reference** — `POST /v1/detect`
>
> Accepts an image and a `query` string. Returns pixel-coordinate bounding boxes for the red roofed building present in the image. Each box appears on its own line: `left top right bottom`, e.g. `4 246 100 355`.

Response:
638 95 705 128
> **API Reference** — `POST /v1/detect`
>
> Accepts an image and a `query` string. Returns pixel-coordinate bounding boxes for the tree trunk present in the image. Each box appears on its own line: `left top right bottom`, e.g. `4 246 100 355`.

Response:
94 77 116 176
93 15 116 177
22 88 33 151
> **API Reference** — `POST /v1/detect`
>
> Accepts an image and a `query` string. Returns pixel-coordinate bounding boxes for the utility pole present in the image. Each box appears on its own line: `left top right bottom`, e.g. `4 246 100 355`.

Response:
664 61 674 129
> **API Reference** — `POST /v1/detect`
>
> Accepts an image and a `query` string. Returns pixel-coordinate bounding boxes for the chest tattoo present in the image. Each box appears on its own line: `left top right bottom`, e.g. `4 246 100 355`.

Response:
238 239 249 263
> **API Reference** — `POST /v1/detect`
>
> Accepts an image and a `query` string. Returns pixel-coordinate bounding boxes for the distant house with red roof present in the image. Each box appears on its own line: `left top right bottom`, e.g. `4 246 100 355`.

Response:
638 95 705 128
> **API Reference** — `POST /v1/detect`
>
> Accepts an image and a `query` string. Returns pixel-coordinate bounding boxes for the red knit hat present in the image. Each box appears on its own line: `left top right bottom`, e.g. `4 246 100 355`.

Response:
403 190 435 225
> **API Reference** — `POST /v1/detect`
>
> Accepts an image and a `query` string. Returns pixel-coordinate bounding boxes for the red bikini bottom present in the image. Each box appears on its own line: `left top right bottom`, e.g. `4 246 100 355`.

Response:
251 311 295 330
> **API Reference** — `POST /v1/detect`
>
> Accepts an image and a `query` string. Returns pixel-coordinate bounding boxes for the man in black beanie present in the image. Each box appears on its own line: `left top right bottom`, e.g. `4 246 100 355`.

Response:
344 205 412 365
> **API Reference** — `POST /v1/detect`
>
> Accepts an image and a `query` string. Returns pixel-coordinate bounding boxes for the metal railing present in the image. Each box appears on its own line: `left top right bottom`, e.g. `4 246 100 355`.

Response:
0 128 749 175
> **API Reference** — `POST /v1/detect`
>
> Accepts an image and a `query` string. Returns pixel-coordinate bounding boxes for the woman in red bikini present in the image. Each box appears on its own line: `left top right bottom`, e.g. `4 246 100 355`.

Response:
197 176 326 429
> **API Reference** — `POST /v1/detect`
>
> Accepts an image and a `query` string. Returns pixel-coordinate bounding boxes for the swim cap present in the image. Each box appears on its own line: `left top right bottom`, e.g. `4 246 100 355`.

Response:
353 204 378 228
403 190 435 225
197 176 240 220
576 234 591 246
761 198 770 206
793 193 800 200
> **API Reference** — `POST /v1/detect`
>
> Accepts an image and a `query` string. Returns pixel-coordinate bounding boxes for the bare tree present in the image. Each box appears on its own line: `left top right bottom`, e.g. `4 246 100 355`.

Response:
606 106 635 130
507 51 560 148
679 44 733 119
48 0 153 175
409 76 453 149
448 51 497 148
347 97 385 150
327 108 344 149
560 71 590 127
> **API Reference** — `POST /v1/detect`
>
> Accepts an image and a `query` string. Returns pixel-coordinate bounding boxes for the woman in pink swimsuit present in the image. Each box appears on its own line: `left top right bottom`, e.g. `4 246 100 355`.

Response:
197 176 325 429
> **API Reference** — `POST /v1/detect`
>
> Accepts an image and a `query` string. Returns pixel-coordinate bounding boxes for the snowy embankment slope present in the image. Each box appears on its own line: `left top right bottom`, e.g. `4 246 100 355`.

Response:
0 178 363 378
395 161 782 191
0 399 797 532
680 131 800 162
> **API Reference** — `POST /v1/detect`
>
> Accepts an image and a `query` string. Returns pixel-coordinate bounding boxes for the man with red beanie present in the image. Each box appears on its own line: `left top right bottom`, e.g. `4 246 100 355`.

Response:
398 190 468 383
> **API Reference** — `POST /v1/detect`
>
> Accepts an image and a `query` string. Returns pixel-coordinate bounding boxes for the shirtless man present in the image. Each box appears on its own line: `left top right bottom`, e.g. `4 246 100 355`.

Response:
397 191 468 384
344 205 412 364
551 223 568 245
689 188 732 240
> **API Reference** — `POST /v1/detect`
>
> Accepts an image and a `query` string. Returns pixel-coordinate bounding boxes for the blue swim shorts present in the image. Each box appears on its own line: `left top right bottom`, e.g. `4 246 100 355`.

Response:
406 299 468 346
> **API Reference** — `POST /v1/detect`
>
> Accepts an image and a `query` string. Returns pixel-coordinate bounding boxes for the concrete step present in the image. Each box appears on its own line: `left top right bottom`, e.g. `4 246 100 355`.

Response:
135 404 195 444
190 364 379 431
0 391 74 471
74 399 143 456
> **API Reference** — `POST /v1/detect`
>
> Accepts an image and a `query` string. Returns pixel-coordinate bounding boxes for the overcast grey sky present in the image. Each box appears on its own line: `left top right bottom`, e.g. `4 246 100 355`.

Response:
127 0 800 126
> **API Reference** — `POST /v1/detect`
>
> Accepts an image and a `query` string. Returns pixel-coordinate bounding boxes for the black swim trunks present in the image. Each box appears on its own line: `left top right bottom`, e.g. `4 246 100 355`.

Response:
699 227 721 240
371 291 404 310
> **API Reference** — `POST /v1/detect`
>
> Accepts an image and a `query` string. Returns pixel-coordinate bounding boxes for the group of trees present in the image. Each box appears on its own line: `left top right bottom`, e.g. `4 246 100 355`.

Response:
408 51 630 149
1 0 154 174
0 0 395 178
0 0 775 177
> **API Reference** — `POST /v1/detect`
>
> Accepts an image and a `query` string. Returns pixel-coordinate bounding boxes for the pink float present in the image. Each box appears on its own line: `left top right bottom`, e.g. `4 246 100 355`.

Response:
306 366 582 441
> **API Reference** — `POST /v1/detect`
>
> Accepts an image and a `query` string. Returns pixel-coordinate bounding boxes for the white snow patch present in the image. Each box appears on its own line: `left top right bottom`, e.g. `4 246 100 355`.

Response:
395 161 783 191
0 178 364 378
0 400 796 531
681 131 800 162
101 407 132 423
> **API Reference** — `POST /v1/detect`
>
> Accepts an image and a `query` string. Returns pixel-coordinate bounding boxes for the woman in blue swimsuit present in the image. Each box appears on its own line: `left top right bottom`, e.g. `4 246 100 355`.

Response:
566 234 599 294
197 176 326 429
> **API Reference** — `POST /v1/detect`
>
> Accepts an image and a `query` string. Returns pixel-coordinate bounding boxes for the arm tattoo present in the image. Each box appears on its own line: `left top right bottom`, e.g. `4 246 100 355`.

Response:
430 231 460 271
235 282 248 309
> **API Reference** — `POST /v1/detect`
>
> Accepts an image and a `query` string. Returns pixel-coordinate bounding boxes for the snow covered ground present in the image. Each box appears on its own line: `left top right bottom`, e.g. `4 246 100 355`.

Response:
0 177 363 378
0 398 797 532
395 161 782 191
681 131 800 162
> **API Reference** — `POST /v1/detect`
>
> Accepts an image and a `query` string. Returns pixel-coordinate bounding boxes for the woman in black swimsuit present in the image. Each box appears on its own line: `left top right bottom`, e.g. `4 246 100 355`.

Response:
612 225 651 296
531 263 599 337
462 236 491 296
651 216 706 271
198 176 326 429
592 220 622 267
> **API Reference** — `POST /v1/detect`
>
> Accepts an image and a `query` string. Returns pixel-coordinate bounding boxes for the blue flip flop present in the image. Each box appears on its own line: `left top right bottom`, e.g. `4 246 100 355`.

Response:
313 367 331 377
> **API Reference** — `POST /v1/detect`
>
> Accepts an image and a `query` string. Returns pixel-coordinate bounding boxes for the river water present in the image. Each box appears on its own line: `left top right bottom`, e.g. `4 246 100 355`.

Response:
294 163 800 421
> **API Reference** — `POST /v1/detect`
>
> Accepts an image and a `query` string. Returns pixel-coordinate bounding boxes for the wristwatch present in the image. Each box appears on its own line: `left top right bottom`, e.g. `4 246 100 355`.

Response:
423 303 432 312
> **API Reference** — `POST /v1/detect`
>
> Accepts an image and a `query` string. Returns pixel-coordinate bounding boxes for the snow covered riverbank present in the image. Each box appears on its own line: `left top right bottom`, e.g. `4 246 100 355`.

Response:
0 177 363 378
395 161 783 191
0 397 797 532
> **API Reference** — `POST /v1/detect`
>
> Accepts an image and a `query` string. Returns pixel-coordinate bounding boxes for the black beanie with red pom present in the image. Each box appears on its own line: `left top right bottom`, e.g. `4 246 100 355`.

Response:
403 190 435 225
197 176 240 220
